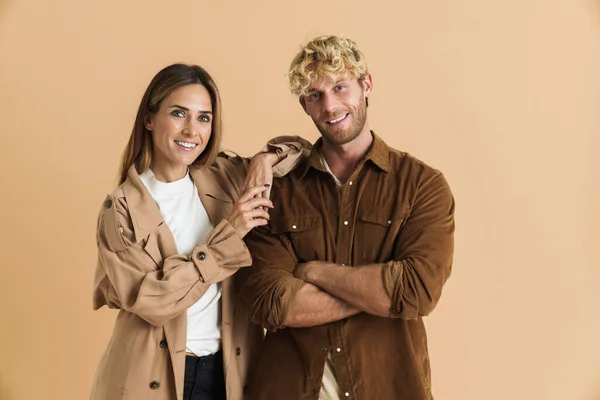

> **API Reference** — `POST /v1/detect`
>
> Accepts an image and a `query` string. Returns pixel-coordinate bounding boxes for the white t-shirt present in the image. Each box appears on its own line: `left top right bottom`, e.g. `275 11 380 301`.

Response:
139 169 221 356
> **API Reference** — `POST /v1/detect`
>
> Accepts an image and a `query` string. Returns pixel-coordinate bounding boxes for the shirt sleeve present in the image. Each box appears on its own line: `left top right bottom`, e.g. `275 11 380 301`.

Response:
93 196 252 327
381 172 455 319
239 225 305 331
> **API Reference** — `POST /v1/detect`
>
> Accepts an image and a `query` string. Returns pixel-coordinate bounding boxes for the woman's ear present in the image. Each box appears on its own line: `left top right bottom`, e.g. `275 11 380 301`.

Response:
144 114 154 131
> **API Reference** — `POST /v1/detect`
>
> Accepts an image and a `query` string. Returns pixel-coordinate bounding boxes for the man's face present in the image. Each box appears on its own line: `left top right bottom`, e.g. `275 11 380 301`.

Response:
301 74 372 146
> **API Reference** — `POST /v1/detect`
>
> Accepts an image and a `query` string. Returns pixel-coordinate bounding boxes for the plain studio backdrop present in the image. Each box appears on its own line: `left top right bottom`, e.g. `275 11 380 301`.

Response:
0 0 599 399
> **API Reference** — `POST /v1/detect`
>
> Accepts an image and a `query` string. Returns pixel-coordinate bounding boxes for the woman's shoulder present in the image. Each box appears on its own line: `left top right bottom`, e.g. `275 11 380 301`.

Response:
96 183 136 252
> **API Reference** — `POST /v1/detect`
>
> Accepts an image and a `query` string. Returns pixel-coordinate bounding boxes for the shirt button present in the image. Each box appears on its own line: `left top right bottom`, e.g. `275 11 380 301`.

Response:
236 347 241 356
292 225 297 229
105 198 113 209
345 392 350 397
312 388 318 393
149 381 160 390
159 339 168 349
196 252 206 260
387 220 392 225
343 221 349 226
336 347 341 352
348 181 353 186
341 264 345 267
321 347 328 352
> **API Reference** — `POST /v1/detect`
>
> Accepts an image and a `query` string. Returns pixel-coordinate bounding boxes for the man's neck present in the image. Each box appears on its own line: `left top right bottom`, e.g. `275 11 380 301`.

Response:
321 129 373 184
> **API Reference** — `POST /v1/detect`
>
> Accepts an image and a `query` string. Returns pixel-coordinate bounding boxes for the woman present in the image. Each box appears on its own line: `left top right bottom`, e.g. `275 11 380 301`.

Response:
91 64 308 400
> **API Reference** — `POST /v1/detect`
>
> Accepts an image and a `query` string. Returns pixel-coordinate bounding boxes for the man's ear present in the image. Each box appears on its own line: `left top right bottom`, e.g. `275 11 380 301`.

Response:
361 74 373 98
299 97 308 115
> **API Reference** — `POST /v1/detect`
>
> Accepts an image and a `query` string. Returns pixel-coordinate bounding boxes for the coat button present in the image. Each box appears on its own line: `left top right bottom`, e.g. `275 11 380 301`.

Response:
149 381 160 390
105 198 113 209
236 347 241 356
196 252 206 260
159 339 168 349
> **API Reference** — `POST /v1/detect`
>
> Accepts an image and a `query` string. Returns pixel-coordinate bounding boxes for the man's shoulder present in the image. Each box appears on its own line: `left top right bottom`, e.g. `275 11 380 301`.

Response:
386 145 443 181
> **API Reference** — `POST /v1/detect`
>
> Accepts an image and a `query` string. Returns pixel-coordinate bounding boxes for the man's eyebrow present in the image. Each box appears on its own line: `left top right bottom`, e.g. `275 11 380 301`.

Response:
168 104 212 113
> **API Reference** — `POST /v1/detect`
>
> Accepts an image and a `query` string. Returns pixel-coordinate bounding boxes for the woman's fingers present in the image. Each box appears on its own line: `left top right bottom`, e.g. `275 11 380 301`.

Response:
238 184 270 203
239 196 273 211
244 208 271 221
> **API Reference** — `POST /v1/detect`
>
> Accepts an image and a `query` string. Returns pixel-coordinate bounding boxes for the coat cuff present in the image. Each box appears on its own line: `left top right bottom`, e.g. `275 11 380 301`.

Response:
260 136 312 177
191 219 252 284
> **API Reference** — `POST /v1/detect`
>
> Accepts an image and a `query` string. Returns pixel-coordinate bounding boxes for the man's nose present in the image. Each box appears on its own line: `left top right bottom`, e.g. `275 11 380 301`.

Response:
321 93 338 114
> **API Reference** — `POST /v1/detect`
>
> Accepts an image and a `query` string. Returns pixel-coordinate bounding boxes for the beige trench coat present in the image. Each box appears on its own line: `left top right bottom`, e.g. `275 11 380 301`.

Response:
91 140 308 400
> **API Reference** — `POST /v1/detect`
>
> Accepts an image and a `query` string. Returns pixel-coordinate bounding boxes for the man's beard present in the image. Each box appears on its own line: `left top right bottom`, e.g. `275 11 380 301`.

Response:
314 97 368 146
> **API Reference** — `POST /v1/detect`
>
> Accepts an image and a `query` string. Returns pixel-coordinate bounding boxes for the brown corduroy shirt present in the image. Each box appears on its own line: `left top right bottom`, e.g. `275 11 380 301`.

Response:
241 133 455 400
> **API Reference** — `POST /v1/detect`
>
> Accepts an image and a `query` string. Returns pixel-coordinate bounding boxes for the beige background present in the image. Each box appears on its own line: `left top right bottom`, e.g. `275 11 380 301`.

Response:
0 0 599 399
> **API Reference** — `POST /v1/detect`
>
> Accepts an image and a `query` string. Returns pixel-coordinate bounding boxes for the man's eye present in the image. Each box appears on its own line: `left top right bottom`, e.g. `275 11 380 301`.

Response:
309 93 321 100
171 110 185 117
335 85 345 91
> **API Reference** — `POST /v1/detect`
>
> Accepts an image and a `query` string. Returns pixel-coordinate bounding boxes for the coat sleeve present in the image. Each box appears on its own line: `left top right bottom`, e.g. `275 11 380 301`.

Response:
218 135 313 186
381 172 455 319
261 135 312 178
93 195 252 327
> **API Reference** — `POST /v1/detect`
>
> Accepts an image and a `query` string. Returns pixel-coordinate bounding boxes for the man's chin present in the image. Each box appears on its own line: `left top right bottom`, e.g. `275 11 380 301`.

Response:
320 129 358 146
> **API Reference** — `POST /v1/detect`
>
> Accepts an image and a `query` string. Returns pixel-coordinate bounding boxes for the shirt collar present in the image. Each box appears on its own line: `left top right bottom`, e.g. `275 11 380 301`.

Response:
301 131 391 179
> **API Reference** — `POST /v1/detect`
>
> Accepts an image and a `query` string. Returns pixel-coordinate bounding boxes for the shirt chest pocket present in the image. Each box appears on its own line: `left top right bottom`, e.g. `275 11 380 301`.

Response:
357 205 411 262
270 215 324 263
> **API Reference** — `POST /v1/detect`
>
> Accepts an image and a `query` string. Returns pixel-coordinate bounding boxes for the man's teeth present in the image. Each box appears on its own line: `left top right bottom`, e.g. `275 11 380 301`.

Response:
328 114 347 124
175 141 197 149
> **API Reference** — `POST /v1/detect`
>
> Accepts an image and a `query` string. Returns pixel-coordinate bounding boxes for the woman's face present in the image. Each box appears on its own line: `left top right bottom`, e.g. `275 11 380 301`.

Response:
145 84 213 182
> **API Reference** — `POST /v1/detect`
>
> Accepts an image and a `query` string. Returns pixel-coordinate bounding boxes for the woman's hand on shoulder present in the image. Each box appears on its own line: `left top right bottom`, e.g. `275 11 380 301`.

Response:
242 152 280 200
226 184 273 239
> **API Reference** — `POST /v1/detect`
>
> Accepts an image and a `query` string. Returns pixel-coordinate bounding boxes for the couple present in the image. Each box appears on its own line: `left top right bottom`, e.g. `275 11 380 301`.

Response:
91 35 455 400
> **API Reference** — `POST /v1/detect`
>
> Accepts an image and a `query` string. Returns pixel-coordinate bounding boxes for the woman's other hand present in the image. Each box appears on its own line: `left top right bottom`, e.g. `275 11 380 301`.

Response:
226 184 273 239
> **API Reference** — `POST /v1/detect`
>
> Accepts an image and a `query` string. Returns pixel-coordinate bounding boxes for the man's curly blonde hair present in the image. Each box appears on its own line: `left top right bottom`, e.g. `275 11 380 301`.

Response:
288 35 368 97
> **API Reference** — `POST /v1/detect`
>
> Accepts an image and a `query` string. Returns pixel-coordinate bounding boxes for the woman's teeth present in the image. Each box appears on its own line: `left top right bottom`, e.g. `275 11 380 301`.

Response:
175 141 197 149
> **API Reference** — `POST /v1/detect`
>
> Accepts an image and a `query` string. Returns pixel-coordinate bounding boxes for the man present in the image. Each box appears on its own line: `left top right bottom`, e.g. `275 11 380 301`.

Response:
240 35 455 400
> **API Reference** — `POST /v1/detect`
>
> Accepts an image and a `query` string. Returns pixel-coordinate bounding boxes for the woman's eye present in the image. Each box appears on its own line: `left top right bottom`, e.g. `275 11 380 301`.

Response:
200 114 211 122
171 110 185 118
